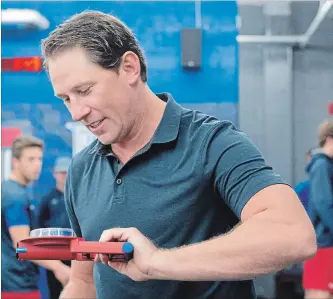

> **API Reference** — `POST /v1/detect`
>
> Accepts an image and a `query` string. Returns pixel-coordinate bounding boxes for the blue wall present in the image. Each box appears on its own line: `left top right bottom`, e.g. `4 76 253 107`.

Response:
2 0 239 196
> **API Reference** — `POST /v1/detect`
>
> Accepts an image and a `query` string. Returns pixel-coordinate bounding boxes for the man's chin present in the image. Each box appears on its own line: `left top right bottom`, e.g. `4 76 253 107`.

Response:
97 135 114 145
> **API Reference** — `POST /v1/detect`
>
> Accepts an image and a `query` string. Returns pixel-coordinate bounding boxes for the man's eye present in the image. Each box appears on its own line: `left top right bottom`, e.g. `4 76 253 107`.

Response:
63 97 70 103
78 87 91 96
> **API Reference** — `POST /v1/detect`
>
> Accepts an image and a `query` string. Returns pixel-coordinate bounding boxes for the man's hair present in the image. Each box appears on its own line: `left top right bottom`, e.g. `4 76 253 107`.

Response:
12 136 44 159
41 10 147 82
318 120 333 147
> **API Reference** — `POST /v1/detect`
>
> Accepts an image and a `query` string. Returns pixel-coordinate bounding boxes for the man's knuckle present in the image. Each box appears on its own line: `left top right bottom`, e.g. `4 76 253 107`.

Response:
101 230 109 239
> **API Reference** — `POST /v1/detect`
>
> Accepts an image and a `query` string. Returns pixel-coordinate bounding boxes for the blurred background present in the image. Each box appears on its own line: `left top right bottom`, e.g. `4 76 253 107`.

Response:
1 1 332 298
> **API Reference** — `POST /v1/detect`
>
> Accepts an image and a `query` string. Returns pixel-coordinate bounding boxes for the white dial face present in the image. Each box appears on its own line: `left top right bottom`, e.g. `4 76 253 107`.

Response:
30 228 75 238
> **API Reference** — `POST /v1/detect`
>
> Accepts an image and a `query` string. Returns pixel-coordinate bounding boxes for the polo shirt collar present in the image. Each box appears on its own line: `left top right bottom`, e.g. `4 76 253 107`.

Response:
88 93 182 156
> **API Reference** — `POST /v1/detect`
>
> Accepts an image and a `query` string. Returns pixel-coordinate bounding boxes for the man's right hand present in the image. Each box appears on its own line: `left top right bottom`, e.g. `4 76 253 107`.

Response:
54 263 71 286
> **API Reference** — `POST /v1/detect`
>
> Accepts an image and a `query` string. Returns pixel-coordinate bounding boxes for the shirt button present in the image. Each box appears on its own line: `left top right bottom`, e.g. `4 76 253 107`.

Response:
116 178 122 185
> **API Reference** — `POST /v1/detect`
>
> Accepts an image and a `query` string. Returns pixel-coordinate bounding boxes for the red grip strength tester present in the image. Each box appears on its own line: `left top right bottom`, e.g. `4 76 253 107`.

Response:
16 228 134 262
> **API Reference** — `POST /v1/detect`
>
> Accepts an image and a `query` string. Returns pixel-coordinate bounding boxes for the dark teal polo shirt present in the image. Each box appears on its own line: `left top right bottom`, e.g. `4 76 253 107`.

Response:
65 93 286 299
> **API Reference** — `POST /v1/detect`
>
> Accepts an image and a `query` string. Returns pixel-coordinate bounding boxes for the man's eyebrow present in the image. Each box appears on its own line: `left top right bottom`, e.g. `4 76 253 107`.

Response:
70 81 95 91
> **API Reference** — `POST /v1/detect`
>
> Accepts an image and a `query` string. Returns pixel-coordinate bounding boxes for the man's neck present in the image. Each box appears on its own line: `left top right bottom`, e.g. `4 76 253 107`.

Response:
9 171 29 186
321 146 333 158
56 183 64 194
112 88 167 163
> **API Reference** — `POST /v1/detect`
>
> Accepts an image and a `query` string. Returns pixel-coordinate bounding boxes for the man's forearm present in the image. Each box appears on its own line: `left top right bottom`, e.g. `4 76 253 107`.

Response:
33 260 66 272
149 211 316 281
60 278 96 299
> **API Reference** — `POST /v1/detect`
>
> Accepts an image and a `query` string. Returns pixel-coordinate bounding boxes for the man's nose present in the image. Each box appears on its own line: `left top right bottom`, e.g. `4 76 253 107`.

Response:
71 103 91 122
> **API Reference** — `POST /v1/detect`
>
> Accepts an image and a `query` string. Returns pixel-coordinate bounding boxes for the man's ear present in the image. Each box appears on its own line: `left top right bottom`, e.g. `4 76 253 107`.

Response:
325 136 333 146
12 156 19 170
120 51 141 85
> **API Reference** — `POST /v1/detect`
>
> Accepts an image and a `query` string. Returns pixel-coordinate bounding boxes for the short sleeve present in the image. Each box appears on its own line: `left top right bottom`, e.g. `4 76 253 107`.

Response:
64 163 83 237
3 195 30 228
203 121 287 219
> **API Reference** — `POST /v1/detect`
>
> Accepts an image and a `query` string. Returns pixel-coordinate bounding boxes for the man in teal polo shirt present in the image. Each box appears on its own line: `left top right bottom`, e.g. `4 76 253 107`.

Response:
41 10 317 299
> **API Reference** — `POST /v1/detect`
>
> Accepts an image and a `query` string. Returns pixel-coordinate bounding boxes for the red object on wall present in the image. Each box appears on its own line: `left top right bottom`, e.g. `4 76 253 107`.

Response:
328 102 333 115
2 57 43 72
1 127 22 147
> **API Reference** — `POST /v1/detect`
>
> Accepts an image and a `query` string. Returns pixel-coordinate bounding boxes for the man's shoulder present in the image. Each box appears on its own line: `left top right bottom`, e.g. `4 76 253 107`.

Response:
41 188 59 202
180 107 239 140
2 180 27 200
72 138 98 161
1 181 29 211
177 107 249 162
310 153 333 172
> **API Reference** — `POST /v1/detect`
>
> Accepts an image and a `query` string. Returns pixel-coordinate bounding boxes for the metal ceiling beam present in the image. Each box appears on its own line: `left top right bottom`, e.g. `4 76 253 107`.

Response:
299 0 332 47
237 35 303 45
237 0 332 47
1 8 50 30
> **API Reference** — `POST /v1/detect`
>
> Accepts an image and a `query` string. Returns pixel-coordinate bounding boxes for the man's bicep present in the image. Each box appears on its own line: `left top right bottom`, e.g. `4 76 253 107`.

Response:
211 126 287 218
240 184 307 222
9 225 30 248
3 195 31 247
